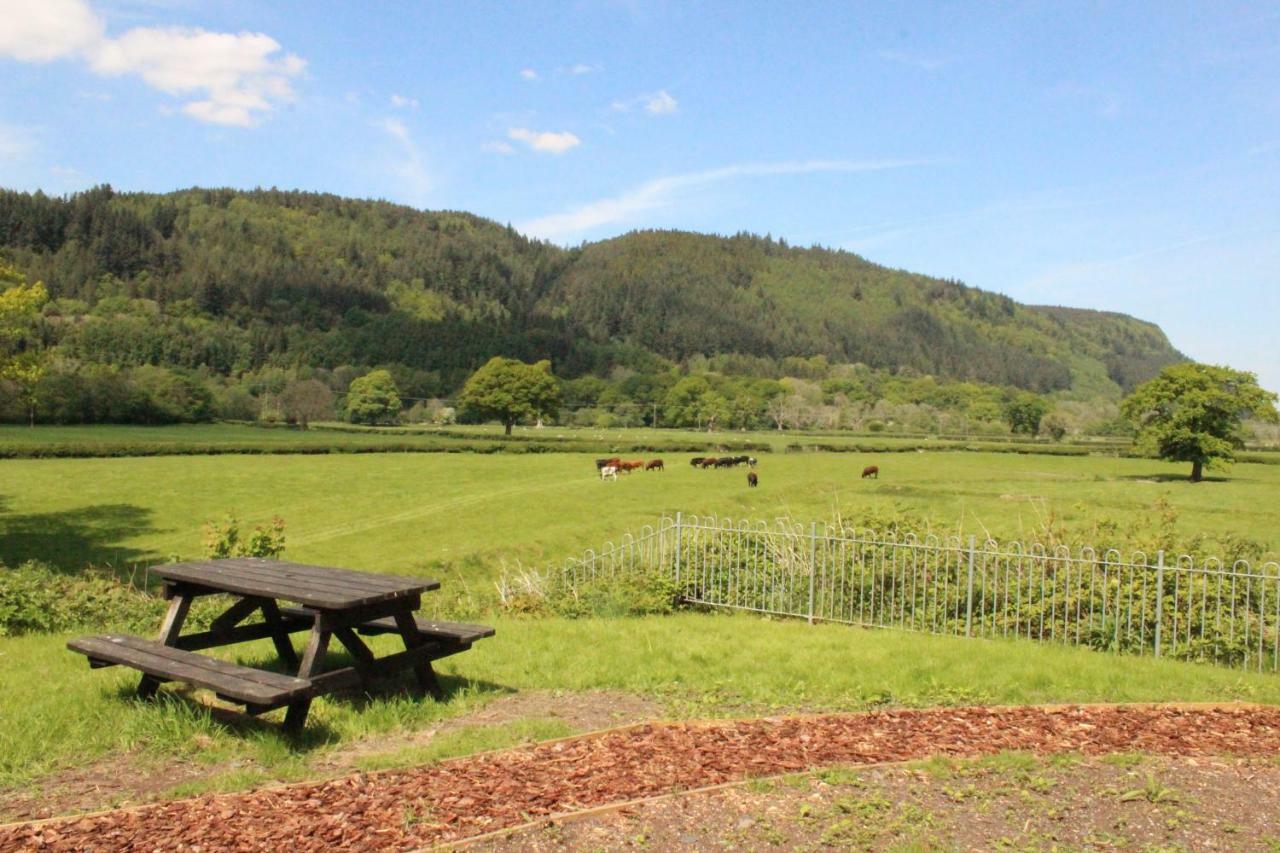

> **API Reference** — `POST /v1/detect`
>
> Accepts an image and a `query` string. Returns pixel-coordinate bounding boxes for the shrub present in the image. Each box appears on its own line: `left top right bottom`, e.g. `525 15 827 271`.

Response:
202 514 286 559
0 561 165 636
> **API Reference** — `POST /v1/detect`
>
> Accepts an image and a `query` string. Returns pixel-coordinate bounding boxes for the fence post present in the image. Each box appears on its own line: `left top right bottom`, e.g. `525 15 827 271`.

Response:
673 512 683 592
808 521 818 624
965 535 976 637
1153 550 1164 659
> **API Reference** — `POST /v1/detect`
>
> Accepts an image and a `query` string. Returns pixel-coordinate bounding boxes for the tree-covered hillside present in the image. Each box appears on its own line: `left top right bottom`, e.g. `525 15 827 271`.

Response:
0 186 1183 403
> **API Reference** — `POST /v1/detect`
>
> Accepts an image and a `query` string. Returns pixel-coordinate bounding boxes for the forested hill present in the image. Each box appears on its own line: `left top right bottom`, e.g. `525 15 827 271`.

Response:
0 186 1182 397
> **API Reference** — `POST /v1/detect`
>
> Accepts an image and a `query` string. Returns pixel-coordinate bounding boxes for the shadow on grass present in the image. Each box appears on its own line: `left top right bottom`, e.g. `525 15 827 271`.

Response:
1111 474 1227 484
109 645 514 754
0 501 156 571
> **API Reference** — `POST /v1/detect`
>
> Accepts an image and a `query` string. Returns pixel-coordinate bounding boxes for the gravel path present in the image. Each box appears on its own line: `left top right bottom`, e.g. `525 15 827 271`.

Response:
4 704 1279 851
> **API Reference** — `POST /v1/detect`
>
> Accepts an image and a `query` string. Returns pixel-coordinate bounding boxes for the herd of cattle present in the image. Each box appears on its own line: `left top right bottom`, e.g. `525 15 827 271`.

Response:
595 454 765 486
594 455 880 487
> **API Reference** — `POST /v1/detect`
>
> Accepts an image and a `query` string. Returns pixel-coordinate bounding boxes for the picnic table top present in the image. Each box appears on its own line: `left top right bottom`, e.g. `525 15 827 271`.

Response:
152 558 440 610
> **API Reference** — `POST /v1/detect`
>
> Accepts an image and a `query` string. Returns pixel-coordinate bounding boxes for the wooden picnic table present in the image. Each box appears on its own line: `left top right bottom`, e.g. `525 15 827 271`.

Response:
68 558 494 731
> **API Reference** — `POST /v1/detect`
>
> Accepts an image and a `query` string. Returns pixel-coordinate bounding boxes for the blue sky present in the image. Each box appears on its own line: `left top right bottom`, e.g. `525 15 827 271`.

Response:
2 0 1278 392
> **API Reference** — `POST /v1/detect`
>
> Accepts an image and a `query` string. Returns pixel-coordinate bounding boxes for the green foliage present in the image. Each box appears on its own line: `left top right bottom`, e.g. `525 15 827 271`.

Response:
458 356 560 435
1122 363 1279 481
201 514 286 559
0 561 163 636
0 261 49 424
0 187 1186 427
345 369 402 425
1003 393 1049 435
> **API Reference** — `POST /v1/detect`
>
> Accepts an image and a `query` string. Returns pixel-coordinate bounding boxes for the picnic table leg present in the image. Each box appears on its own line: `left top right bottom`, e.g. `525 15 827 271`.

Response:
284 624 331 733
139 593 192 698
260 599 301 671
393 611 443 700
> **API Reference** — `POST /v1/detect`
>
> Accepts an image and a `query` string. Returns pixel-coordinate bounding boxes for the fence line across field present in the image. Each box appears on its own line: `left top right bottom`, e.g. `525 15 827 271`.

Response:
547 513 1280 674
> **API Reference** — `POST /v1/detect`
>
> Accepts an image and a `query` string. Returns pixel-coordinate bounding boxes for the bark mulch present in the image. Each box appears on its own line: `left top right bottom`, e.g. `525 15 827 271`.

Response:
4 704 1280 851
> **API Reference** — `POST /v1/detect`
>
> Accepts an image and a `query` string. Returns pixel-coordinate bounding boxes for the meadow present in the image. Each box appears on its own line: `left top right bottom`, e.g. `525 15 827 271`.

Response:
0 442 1276 585
3 430 1280 818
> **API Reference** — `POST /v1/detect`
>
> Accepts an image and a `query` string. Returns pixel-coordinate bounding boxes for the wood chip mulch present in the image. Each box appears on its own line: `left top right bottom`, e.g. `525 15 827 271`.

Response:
4 704 1280 851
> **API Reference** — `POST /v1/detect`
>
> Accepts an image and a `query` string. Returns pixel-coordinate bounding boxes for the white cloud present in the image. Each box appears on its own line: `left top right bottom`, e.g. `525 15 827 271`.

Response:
379 117 431 205
0 0 304 126
520 159 929 241
612 89 678 115
644 90 677 114
569 63 599 75
519 68 538 80
0 0 103 62
390 93 419 109
482 140 516 156
507 127 581 154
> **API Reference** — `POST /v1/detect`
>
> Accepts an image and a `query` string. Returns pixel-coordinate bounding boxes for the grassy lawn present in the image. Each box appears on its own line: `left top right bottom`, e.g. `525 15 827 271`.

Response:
4 612 1279 805
0 449 1276 579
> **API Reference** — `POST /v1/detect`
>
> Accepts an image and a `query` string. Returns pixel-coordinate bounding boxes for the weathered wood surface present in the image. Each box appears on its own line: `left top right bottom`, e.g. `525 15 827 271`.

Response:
357 615 496 644
151 558 439 609
67 634 314 706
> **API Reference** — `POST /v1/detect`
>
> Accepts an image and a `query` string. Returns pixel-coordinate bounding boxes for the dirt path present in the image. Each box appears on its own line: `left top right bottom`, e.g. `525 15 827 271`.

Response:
473 753 1280 851
4 704 1280 851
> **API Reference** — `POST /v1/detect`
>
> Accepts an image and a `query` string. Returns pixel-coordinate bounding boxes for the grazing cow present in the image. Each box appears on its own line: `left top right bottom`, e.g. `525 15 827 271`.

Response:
715 457 735 468
747 471 758 488
595 457 622 471
618 460 645 473
646 459 664 472
861 465 879 479
700 457 718 469
600 465 618 481
748 456 758 468
690 457 705 468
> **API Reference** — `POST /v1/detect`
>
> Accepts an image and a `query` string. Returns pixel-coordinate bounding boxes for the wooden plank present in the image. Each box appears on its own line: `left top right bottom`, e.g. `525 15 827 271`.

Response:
68 635 313 705
151 559 438 609
155 560 416 597
356 616 495 643
155 564 396 608
173 616 312 654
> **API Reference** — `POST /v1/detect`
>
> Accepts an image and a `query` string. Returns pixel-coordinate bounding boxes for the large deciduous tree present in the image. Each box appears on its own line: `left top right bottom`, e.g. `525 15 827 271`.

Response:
458 357 560 435
1121 363 1278 482
0 260 48 426
345 369 402 425
281 379 334 429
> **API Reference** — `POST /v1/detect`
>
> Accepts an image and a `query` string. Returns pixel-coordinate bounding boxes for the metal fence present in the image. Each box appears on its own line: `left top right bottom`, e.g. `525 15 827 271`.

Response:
554 513 1280 673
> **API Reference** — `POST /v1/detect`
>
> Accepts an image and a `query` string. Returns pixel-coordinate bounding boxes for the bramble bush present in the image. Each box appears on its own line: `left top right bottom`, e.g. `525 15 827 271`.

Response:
0 561 165 636
202 514 286 559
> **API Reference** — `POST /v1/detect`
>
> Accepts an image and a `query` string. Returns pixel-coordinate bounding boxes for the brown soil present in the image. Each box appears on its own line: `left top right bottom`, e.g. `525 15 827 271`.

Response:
475 753 1280 851
0 690 660 823
3 704 1280 851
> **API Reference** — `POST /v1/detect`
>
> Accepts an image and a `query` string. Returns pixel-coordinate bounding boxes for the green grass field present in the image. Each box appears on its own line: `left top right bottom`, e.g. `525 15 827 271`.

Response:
1 448 1276 582
3 434 1280 818
5 613 1280 799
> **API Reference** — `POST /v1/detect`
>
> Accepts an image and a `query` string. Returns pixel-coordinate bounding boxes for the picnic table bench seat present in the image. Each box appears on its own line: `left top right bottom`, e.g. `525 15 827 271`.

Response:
277 605 494 645
67 634 316 711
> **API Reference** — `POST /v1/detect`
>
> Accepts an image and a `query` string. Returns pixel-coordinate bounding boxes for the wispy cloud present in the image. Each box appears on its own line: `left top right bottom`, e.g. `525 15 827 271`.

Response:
482 140 516 156
612 89 679 115
0 0 305 126
568 62 600 75
507 127 581 154
389 93 419 109
877 50 950 72
519 68 538 81
379 117 431 205
520 159 930 241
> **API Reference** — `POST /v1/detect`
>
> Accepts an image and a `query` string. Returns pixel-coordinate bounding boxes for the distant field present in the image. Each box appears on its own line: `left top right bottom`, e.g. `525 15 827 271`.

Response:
1 449 1275 584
